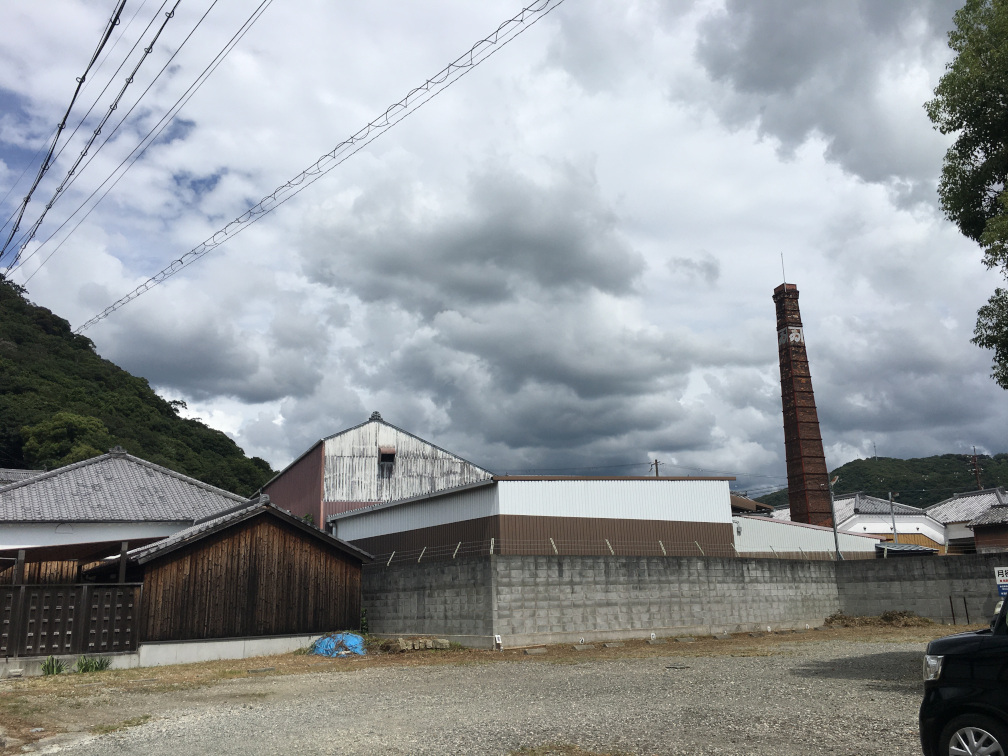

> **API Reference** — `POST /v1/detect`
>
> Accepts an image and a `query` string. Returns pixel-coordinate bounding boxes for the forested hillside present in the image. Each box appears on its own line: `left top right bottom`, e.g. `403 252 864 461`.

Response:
0 277 274 496
756 454 1008 510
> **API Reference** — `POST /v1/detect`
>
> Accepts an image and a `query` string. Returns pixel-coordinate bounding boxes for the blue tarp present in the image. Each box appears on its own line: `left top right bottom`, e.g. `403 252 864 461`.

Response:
311 632 366 657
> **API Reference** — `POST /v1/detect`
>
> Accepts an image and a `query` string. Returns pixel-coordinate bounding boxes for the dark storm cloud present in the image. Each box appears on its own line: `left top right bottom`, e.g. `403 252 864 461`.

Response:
302 162 644 320
102 295 327 404
691 0 960 197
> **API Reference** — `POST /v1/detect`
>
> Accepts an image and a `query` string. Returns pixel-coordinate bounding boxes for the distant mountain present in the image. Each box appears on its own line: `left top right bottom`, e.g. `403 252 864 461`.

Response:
755 454 1008 511
0 277 274 496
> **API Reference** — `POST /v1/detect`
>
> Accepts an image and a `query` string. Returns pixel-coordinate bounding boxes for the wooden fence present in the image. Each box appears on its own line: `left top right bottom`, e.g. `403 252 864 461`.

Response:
1 584 142 657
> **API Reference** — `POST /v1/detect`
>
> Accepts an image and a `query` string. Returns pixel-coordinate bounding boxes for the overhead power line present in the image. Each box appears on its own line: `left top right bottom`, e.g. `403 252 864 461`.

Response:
13 0 263 282
0 0 128 264
73 0 568 333
7 1 181 265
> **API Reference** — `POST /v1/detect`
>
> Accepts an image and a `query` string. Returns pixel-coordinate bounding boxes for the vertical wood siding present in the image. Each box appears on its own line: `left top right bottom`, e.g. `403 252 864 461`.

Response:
322 422 492 505
140 517 361 641
263 443 324 524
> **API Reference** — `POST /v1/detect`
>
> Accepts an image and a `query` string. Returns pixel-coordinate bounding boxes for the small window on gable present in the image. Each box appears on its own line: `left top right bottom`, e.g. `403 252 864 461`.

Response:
378 446 396 479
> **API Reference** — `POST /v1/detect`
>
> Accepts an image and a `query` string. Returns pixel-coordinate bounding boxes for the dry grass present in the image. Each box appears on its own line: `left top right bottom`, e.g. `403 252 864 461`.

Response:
0 623 976 755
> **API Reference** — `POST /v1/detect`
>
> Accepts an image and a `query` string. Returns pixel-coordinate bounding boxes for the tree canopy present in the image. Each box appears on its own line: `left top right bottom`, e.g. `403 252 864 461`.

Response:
0 276 274 495
926 0 1008 386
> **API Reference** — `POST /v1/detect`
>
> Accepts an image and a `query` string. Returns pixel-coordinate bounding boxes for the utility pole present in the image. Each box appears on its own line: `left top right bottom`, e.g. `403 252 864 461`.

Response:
972 446 983 490
889 491 899 545
650 459 660 478
828 476 843 561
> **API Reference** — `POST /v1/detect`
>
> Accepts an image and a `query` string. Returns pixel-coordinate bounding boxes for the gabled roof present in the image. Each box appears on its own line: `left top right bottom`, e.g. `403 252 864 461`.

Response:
129 497 372 565
0 468 44 485
0 447 247 523
264 411 494 490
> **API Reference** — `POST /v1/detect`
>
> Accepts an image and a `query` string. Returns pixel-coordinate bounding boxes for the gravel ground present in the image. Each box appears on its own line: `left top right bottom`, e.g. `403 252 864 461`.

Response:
18 636 928 756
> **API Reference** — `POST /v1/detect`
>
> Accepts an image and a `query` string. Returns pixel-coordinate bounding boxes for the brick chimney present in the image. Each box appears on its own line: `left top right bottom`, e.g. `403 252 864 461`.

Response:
773 283 833 526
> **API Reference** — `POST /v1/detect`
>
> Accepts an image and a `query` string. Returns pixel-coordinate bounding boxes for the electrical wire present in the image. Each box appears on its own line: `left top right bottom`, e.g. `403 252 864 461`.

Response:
72 0 568 333
13 0 255 283
8 1 181 263
0 0 127 264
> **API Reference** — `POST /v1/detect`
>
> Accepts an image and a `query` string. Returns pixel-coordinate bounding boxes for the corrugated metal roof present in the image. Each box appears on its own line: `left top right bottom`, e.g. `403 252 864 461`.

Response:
0 448 247 523
130 498 372 565
927 488 1007 524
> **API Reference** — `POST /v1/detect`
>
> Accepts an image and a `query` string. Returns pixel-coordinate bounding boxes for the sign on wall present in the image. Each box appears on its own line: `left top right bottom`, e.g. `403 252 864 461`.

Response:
996 566 1008 598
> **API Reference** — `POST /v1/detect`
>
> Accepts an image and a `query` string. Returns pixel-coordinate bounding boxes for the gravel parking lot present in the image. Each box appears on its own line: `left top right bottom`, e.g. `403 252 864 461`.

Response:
1 629 935 756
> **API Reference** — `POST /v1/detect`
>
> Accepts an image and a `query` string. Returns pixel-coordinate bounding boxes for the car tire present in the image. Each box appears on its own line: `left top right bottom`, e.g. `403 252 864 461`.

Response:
939 714 1008 756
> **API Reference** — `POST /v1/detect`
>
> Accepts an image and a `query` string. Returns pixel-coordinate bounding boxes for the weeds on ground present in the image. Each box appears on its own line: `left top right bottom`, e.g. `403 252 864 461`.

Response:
75 655 112 673
824 610 934 628
40 656 66 675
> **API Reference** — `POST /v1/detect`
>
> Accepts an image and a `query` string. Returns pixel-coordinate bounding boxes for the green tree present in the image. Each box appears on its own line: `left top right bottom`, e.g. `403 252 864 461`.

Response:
926 0 1008 386
22 412 113 469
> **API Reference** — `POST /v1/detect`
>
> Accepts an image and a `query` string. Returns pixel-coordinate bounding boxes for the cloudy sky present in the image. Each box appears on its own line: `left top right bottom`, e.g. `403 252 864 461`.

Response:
0 0 1002 495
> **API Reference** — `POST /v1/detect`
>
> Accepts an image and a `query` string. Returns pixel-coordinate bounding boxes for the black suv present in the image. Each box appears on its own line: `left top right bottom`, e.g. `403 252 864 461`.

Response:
920 598 1008 755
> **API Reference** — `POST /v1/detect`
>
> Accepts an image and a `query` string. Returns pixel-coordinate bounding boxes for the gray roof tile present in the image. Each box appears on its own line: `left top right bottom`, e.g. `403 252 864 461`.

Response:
0 468 44 484
927 488 1008 524
0 449 246 523
772 493 922 524
969 505 1008 527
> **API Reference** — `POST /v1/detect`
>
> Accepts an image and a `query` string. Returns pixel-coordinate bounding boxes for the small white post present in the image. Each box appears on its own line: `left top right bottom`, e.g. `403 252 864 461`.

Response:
453 541 462 559
658 540 666 556
417 546 427 563
769 545 778 558
605 539 614 555
695 541 705 556
386 551 395 567
550 537 558 555
490 537 494 555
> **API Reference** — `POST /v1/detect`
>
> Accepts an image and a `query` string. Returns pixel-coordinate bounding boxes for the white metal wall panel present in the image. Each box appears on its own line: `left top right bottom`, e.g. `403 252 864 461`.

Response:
322 422 493 504
841 514 945 545
495 479 732 523
333 484 499 542
734 515 877 555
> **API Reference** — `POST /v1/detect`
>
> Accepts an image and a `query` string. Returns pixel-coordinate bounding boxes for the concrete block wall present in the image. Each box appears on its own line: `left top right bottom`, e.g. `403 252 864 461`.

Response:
836 554 1004 625
363 553 1008 648
362 557 494 646
493 555 839 646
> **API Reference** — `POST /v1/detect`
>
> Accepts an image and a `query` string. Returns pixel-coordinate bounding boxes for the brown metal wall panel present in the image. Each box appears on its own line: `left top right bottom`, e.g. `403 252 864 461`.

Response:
140 516 361 642
349 516 734 563
975 527 1008 552
264 443 324 526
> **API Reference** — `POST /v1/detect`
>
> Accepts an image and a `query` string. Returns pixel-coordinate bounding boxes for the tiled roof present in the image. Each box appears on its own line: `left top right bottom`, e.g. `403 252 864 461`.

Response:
129 498 372 565
0 468 44 484
969 505 1008 528
772 493 921 524
0 448 247 523
927 488 1007 524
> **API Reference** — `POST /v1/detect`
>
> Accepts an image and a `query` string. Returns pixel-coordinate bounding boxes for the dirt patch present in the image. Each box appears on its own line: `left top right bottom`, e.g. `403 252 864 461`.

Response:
824 610 937 628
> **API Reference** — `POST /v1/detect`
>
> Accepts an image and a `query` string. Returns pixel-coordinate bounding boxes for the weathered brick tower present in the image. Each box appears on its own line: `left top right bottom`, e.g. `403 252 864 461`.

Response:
773 283 832 526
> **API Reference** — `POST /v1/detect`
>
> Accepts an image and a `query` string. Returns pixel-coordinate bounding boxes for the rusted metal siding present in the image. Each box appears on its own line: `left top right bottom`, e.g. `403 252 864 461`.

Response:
140 516 361 642
322 421 493 505
495 479 732 523
263 442 324 525
734 515 877 559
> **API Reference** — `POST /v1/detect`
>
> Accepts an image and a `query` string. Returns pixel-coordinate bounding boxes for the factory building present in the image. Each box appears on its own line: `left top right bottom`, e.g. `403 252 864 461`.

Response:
329 476 737 561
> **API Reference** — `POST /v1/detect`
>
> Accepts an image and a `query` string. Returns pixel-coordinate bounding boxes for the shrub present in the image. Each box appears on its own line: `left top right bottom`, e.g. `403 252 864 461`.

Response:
75 655 112 673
